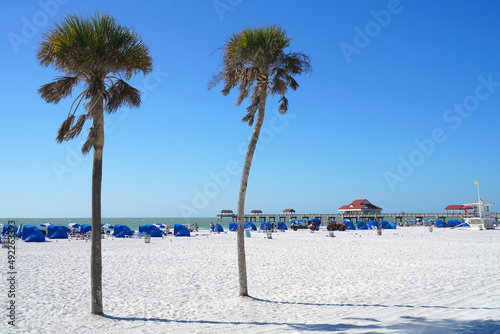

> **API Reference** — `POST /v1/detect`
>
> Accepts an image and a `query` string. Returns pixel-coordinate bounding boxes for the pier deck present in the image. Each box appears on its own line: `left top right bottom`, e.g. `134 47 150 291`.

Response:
216 212 499 224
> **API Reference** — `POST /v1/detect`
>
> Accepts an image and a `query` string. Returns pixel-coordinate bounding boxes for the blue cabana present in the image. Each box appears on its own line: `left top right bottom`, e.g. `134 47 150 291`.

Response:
277 221 288 230
344 220 356 230
244 222 257 231
113 225 133 238
447 219 460 227
22 225 46 242
139 226 144 233
311 218 320 228
261 221 272 230
357 221 368 230
47 225 69 239
144 224 163 237
381 220 396 229
174 224 191 237
229 222 238 231
368 221 379 230
211 223 224 233
80 224 92 234
435 219 446 228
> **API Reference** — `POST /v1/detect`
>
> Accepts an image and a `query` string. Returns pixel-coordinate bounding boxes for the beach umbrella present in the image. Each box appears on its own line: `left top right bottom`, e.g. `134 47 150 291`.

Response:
39 223 52 227
101 223 113 228
155 223 166 228
68 223 81 228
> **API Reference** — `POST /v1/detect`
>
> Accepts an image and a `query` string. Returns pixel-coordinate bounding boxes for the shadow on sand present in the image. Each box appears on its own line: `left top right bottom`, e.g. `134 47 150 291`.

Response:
100 297 500 333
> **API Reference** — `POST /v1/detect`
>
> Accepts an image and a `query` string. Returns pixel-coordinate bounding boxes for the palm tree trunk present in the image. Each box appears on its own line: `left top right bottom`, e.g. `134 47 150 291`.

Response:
91 98 104 315
237 87 267 297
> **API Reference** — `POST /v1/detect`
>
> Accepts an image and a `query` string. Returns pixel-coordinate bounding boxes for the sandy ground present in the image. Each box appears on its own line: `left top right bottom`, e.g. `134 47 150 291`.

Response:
2 227 500 333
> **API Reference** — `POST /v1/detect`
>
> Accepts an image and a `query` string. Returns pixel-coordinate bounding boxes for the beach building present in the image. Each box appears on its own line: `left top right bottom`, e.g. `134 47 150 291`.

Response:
465 199 495 215
445 200 494 216
250 210 263 214
283 209 295 213
338 199 382 215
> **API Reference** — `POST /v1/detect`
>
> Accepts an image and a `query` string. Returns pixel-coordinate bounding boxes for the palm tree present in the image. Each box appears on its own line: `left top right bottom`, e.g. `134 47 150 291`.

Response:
210 26 311 297
37 12 153 314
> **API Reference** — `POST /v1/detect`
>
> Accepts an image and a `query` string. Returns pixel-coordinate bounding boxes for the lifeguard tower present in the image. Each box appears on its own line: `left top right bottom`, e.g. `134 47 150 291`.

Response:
463 199 495 230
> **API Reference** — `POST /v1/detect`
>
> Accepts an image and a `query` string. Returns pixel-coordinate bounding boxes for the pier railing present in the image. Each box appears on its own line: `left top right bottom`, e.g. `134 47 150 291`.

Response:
217 212 499 222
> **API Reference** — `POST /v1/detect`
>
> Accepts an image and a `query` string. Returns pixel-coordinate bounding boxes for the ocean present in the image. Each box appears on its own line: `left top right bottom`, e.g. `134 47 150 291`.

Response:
2 215 466 232
2 217 219 232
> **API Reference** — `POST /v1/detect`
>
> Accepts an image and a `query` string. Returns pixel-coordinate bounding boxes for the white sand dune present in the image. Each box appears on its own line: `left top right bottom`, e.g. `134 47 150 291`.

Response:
2 227 500 333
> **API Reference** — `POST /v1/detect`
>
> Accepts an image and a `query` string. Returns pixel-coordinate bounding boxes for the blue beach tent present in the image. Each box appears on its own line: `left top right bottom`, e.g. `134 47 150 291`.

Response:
311 218 320 228
244 222 257 231
47 225 69 239
211 223 224 233
261 221 272 231
22 225 46 242
357 221 368 230
174 224 191 237
368 221 379 229
381 220 396 229
277 221 288 230
139 226 144 233
229 222 238 231
113 225 133 238
144 224 162 237
435 219 446 228
344 220 356 230
80 224 92 234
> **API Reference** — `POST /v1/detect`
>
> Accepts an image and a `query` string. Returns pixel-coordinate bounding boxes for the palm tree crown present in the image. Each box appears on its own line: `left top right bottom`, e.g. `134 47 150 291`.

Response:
37 11 153 153
211 25 311 124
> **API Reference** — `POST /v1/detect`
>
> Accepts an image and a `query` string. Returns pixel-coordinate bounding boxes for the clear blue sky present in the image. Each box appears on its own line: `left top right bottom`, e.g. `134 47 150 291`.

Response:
1 0 499 218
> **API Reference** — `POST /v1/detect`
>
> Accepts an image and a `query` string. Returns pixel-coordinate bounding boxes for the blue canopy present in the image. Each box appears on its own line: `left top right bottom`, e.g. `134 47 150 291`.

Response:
47 225 69 239
435 219 446 228
80 224 92 234
277 221 288 230
113 225 133 238
211 223 224 233
344 220 356 230
357 221 368 230
447 219 460 227
368 221 379 229
174 224 191 237
261 221 272 230
229 222 238 231
22 225 46 242
244 222 257 231
381 220 396 229
144 224 163 237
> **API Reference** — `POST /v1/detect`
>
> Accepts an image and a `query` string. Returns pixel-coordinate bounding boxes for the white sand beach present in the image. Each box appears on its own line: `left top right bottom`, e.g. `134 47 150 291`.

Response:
2 227 500 333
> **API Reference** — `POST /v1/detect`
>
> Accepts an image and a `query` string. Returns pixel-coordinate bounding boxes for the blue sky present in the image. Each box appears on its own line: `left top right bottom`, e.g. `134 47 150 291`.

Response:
1 0 499 218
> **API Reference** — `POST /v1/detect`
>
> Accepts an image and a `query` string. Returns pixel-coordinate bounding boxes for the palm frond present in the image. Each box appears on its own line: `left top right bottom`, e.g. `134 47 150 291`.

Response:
64 113 88 141
56 115 75 143
105 79 141 113
81 126 96 156
38 76 79 104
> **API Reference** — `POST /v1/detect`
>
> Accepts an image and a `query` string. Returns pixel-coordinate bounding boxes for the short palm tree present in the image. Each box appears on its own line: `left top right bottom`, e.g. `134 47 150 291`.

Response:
210 26 311 297
37 12 153 314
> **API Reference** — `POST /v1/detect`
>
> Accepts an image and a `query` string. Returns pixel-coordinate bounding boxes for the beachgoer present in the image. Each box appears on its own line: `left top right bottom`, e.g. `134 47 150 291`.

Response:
195 223 198 232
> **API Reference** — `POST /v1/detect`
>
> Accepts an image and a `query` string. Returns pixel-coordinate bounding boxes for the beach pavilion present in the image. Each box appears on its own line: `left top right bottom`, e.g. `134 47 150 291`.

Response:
338 199 382 215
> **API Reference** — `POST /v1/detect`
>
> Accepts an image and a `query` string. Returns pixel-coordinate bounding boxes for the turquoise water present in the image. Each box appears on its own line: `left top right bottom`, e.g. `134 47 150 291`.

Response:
1 217 219 232
1 215 468 232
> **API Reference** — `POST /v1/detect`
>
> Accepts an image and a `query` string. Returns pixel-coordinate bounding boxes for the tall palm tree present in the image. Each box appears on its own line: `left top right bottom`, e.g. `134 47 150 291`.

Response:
37 12 153 314
210 26 311 297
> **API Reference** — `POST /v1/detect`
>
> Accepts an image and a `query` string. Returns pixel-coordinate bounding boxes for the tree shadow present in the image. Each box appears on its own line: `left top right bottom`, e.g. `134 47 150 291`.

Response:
249 296 500 311
99 297 500 333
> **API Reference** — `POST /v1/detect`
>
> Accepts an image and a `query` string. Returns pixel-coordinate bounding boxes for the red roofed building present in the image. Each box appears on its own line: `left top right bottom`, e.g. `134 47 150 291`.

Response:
221 210 233 214
283 209 295 213
338 199 382 214
250 210 262 214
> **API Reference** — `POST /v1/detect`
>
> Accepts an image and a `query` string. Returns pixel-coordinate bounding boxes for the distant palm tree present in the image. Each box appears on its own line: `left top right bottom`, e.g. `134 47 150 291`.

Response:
210 26 311 297
37 12 153 314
